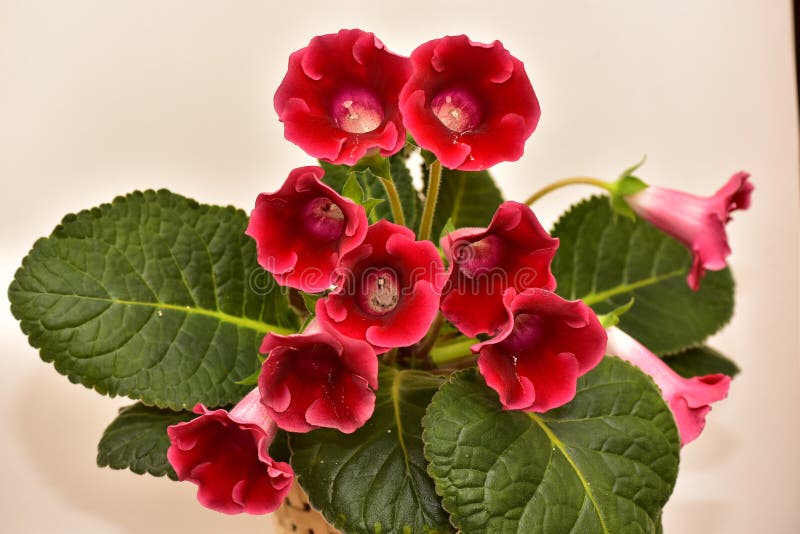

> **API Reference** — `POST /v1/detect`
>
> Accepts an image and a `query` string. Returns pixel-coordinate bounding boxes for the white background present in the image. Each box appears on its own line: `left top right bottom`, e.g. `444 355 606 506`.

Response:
1 1 798 532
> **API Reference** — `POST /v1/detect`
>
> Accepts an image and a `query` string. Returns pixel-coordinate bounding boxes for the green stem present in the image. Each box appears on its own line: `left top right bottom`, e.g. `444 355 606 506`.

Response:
379 176 406 227
418 160 442 241
524 176 613 206
430 336 478 365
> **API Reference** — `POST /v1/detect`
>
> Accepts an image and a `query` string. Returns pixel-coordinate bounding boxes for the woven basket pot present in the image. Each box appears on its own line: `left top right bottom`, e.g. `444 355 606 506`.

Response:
273 481 341 534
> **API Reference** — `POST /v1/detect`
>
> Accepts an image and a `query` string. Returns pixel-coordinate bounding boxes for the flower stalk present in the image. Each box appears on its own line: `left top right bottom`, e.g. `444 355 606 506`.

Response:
418 159 442 241
524 176 612 206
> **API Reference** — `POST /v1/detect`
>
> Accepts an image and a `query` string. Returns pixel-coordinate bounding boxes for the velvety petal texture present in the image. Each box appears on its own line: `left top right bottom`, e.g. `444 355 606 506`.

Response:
166 389 294 515
316 220 446 353
399 35 540 170
625 171 753 290
605 327 731 446
475 288 607 413
258 325 378 434
274 29 411 165
245 166 368 292
440 201 559 337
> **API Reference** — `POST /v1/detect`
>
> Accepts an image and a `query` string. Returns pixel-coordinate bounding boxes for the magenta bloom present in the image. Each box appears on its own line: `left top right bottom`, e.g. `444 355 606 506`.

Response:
316 220 445 353
625 171 753 290
440 201 559 337
606 327 730 446
245 166 368 293
166 389 294 515
258 325 378 434
274 29 411 165
475 288 607 413
399 35 540 171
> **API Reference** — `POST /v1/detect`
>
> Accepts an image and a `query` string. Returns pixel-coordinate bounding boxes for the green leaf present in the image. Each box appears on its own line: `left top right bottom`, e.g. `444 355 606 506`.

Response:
423 358 680 534
427 167 504 242
438 218 456 243
320 156 419 228
343 172 366 204
662 345 740 378
361 197 385 218
301 292 322 315
290 366 453 534
596 297 635 329
8 189 298 409
97 402 195 480
551 196 734 355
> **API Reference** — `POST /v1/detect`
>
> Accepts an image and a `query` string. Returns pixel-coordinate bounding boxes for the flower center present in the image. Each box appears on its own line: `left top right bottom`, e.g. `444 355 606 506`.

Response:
455 235 503 278
302 197 346 241
431 89 481 133
332 89 384 134
358 268 399 316
503 313 547 352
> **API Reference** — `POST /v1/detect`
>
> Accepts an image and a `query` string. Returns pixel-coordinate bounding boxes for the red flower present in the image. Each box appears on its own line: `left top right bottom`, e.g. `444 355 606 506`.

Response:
316 220 445 353
258 323 378 434
625 171 753 290
274 29 411 165
440 202 558 337
606 327 731 446
399 35 540 171
245 166 368 293
166 389 294 515
475 288 607 412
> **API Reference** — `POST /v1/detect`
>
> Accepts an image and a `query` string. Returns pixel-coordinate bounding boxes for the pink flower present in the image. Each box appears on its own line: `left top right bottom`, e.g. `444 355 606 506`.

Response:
440 201 558 337
166 389 294 515
605 327 730 446
245 166 368 293
316 220 445 353
258 324 378 434
274 29 411 165
475 288 607 412
625 171 753 290
399 35 540 171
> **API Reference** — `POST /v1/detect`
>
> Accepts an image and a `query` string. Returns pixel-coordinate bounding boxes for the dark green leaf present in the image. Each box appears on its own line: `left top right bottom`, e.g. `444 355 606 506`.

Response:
662 345 740 378
425 167 504 242
290 366 453 534
423 358 680 534
97 402 195 480
8 190 298 409
551 196 734 355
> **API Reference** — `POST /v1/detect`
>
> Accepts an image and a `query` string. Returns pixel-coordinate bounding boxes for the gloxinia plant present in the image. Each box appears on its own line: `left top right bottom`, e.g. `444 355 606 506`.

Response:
8 29 751 534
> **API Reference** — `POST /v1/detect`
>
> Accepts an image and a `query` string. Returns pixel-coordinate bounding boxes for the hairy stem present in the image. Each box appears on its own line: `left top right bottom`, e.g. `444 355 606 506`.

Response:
379 176 406 227
418 159 442 241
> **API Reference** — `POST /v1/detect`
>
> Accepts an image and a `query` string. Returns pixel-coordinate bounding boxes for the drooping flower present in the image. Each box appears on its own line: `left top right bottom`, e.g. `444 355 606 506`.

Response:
399 35 540 171
605 327 730 446
440 201 558 337
258 323 378 434
475 288 607 412
245 166 368 293
316 220 445 353
166 388 294 515
274 29 411 165
624 171 753 290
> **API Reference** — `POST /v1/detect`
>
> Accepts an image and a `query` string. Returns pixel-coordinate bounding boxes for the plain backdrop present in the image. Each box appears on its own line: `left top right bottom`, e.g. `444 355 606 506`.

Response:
1 1 798 533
